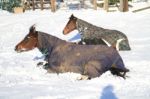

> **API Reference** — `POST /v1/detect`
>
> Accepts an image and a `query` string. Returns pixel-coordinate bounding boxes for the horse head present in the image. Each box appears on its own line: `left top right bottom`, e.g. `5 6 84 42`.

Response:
63 14 77 35
15 25 38 52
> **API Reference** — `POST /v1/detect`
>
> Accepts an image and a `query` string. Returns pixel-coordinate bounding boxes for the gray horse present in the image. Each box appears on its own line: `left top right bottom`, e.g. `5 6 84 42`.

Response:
63 14 131 51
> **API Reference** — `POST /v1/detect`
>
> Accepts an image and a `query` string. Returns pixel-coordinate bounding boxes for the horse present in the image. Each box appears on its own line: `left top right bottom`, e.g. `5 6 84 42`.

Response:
15 25 129 79
63 14 131 51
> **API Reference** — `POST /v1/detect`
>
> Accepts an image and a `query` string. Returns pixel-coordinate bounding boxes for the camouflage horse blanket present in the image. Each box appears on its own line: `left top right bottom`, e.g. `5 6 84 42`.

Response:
76 18 131 51
37 32 129 79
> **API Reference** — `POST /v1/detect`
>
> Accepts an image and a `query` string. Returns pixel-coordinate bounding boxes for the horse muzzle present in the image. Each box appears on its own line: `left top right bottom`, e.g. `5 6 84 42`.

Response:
63 30 66 35
15 45 26 53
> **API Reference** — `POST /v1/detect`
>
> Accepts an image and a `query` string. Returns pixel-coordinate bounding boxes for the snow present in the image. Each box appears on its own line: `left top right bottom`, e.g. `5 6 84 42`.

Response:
0 6 150 99
130 1 150 11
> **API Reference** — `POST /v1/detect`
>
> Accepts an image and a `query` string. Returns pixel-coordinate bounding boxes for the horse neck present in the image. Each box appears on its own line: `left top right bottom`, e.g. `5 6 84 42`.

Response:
76 19 97 33
37 32 66 54
76 19 105 36
76 19 88 32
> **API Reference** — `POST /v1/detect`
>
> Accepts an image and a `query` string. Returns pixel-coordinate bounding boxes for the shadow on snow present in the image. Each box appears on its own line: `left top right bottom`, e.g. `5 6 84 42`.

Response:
100 85 118 99
68 33 81 42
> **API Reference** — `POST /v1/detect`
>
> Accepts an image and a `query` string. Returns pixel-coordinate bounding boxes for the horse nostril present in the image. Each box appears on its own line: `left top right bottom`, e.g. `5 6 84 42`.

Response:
63 31 65 35
63 30 67 35
63 30 65 34
15 45 20 52
15 46 18 51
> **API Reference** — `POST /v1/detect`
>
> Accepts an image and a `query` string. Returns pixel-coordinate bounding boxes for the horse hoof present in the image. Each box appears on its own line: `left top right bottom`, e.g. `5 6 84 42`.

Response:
37 62 44 67
76 75 90 80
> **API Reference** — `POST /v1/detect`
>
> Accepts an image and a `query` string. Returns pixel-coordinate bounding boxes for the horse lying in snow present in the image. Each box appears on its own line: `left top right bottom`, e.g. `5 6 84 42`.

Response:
63 14 131 51
15 25 129 79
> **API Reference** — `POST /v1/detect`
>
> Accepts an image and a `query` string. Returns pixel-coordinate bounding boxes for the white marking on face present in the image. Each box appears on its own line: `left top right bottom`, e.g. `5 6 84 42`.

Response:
21 48 27 51
16 47 27 53
27 36 30 39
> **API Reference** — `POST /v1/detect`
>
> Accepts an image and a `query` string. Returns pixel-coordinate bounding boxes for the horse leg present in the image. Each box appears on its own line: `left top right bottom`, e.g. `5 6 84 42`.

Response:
83 38 107 45
110 67 129 79
37 60 48 68
76 75 91 80
96 38 107 45
37 62 44 67
77 40 86 45
83 60 104 79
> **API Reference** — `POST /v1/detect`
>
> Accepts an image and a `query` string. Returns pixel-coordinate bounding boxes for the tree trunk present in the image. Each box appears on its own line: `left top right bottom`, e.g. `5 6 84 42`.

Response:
32 0 35 10
40 0 44 10
93 0 97 10
104 0 109 12
50 0 56 12
120 0 128 12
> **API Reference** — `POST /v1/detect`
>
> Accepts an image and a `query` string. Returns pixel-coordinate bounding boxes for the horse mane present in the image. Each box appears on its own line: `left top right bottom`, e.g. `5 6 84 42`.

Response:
29 24 66 46
76 18 104 31
37 31 67 52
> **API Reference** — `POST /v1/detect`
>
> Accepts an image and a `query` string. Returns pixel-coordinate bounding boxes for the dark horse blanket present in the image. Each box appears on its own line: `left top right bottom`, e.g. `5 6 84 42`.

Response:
76 18 131 51
37 32 129 79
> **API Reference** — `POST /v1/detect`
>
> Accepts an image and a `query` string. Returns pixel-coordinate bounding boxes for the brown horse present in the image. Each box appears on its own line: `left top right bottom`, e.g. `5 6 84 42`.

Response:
15 25 129 79
63 14 131 51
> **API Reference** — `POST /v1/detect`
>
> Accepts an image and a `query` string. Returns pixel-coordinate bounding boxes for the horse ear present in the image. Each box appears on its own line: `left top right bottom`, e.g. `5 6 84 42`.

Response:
70 14 76 19
71 14 74 17
29 24 36 34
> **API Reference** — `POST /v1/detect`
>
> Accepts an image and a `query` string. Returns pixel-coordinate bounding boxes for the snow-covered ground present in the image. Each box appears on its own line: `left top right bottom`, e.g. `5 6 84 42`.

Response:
0 7 150 99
